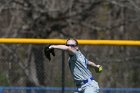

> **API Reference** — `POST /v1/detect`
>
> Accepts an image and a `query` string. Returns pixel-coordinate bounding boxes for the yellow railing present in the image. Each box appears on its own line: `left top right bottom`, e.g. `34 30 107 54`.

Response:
0 38 140 46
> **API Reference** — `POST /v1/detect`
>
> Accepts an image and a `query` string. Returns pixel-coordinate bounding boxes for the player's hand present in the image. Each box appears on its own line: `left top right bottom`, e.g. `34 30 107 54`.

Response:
44 45 55 61
94 65 103 73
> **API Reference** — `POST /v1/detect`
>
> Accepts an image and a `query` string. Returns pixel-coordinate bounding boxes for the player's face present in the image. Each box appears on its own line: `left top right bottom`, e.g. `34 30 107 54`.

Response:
66 40 77 47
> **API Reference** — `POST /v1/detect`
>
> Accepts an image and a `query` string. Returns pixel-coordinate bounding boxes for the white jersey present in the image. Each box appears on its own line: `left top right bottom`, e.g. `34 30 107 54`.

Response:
68 50 93 81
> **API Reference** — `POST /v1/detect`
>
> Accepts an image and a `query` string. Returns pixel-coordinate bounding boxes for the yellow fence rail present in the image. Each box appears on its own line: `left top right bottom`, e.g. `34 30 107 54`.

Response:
0 38 140 46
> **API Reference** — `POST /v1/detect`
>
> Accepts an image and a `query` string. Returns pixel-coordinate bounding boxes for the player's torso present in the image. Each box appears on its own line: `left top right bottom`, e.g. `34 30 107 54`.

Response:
68 50 92 81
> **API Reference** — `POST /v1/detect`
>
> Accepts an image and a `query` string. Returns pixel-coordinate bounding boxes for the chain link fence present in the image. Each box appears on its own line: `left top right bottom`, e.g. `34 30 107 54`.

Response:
0 44 140 93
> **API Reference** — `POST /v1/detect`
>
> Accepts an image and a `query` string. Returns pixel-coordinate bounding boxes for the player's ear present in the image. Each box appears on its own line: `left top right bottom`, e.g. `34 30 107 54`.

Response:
75 46 79 51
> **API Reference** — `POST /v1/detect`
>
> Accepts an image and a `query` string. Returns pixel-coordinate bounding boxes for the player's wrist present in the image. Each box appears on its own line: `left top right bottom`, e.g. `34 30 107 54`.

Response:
49 45 54 49
96 65 100 68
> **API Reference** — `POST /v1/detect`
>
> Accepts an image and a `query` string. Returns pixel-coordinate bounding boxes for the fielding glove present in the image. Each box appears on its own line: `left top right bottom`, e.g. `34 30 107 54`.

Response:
44 45 55 61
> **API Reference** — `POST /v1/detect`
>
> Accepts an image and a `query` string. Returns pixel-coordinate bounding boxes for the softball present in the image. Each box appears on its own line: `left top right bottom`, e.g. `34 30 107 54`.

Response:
98 66 103 73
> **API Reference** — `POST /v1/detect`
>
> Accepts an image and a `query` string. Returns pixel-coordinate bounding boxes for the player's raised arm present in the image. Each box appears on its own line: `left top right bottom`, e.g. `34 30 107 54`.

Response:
49 45 76 53
44 39 78 61
49 45 68 50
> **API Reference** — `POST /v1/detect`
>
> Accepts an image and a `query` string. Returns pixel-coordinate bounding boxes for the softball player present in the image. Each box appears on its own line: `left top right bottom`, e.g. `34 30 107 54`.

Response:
49 39 101 93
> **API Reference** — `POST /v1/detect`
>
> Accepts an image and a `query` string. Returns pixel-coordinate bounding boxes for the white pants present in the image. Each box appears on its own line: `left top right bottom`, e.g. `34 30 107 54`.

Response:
76 80 99 93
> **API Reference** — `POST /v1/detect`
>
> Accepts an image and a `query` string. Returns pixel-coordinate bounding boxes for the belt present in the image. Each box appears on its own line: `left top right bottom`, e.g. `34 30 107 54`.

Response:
76 77 94 87
83 77 94 84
